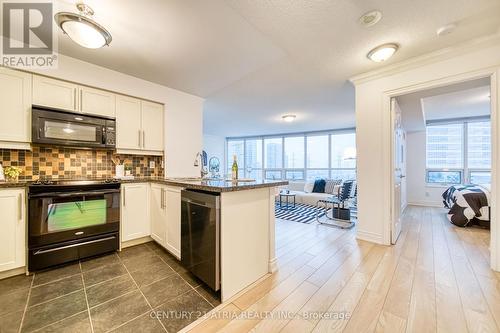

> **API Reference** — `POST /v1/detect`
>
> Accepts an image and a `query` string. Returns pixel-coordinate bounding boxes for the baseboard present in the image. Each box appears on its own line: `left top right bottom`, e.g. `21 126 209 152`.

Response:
121 236 153 249
165 244 180 260
407 201 443 208
356 230 384 245
0 266 27 280
268 257 278 273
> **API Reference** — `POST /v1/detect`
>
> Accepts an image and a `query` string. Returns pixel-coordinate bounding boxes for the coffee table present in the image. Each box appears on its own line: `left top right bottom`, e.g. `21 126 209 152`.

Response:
279 191 296 210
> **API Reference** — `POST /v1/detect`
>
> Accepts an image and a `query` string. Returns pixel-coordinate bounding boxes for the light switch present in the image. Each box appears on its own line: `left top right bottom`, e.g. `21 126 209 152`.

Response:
149 161 155 168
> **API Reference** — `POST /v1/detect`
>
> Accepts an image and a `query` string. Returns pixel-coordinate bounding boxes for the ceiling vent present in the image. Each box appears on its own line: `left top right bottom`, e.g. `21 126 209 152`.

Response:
359 10 383 27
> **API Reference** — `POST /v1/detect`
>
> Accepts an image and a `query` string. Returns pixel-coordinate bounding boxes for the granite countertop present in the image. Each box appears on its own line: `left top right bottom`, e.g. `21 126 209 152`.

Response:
0 177 288 192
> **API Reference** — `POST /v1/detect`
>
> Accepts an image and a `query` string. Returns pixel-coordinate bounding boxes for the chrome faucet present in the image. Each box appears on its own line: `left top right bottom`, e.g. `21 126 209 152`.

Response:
194 151 208 179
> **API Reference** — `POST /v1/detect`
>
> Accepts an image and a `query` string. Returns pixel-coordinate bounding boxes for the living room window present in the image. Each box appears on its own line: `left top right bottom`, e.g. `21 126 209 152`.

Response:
425 119 491 184
226 128 356 181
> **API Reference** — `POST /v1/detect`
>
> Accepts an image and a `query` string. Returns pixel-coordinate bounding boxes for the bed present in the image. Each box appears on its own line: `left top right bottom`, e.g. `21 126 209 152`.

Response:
442 184 490 228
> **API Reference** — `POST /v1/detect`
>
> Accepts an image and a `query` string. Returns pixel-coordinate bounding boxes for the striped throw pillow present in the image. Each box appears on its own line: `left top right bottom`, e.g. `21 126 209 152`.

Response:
325 179 342 194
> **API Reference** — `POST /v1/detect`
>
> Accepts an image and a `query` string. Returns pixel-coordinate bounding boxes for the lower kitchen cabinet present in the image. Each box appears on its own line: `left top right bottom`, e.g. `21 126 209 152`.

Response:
121 183 150 242
0 188 26 272
150 183 167 247
165 186 181 259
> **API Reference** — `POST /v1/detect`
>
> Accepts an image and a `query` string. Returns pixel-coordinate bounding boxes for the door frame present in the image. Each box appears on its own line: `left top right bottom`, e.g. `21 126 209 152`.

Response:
383 68 498 270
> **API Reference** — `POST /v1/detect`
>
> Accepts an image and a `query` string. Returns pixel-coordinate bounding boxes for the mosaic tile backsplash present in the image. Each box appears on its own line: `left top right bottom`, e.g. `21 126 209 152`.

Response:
0 147 164 180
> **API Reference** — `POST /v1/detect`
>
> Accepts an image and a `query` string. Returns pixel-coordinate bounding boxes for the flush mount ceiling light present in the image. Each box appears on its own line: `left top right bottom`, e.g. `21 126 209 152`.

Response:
282 114 296 122
367 43 399 62
359 10 382 27
55 2 112 49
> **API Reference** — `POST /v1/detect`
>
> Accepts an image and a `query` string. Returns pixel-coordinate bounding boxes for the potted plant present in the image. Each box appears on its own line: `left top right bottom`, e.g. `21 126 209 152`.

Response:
4 166 22 182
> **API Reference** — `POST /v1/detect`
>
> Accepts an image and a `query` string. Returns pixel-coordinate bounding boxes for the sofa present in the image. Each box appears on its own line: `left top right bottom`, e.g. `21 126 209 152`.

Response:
284 181 342 206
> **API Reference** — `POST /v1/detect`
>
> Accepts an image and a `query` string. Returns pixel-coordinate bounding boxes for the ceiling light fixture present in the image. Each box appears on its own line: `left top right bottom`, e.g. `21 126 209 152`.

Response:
367 43 399 62
359 10 382 27
55 2 112 49
436 23 457 37
282 114 296 122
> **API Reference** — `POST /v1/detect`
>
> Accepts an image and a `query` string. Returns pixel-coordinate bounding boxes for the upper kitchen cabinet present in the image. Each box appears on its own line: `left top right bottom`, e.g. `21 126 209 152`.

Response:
116 95 142 150
79 86 116 118
33 75 78 111
33 75 115 118
116 96 164 155
0 67 32 149
141 101 164 152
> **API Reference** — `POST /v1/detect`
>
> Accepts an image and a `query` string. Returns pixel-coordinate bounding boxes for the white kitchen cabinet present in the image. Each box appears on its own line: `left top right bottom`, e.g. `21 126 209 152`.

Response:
33 75 78 111
0 67 31 147
150 184 167 247
141 101 164 151
165 186 181 258
121 183 150 242
115 95 142 150
79 86 116 118
0 189 26 272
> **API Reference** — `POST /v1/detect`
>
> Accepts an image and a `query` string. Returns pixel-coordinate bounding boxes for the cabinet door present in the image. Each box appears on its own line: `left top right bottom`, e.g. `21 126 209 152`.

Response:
33 75 78 111
79 86 116 118
121 184 150 242
0 68 31 144
150 184 167 247
141 101 164 151
166 186 181 258
116 95 142 150
0 189 25 272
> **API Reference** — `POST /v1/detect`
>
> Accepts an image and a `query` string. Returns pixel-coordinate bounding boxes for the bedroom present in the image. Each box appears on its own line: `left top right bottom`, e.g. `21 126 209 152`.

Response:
394 77 492 240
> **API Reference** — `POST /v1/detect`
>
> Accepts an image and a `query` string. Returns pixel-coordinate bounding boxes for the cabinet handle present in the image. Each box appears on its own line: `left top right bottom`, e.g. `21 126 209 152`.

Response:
161 188 164 209
138 130 141 148
74 88 77 110
18 193 22 220
163 189 166 209
123 188 126 206
143 131 145 149
80 89 82 111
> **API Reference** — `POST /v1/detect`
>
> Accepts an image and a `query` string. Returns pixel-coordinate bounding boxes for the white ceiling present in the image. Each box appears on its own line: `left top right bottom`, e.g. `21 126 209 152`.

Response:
50 0 500 136
398 78 491 132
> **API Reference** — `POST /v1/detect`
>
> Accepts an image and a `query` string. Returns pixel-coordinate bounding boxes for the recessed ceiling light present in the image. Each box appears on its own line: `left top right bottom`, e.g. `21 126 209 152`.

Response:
367 43 399 62
359 10 382 27
282 114 296 122
55 2 112 49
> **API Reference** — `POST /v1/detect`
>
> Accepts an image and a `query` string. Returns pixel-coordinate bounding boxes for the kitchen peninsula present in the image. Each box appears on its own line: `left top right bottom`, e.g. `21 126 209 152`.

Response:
0 177 287 302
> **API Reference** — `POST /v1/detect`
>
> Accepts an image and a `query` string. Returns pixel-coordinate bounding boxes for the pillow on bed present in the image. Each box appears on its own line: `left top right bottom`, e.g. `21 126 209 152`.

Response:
303 182 314 193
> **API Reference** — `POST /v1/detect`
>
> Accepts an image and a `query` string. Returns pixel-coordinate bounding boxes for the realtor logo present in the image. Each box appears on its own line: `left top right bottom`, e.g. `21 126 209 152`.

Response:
1 1 57 68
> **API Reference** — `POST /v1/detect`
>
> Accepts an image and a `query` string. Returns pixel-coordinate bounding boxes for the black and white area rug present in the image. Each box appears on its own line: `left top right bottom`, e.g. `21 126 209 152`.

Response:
275 202 357 224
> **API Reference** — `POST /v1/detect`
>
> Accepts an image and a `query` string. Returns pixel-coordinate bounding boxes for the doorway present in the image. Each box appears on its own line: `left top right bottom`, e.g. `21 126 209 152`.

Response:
390 76 494 257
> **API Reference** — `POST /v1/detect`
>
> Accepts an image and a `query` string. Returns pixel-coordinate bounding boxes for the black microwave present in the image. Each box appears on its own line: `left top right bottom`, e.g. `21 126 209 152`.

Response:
32 106 116 149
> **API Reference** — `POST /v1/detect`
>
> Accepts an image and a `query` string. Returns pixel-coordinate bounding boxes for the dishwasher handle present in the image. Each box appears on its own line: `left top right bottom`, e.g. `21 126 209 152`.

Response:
181 197 217 209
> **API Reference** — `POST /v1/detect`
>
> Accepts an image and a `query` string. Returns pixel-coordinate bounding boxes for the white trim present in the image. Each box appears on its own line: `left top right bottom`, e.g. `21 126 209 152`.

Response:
0 266 26 280
407 201 443 208
0 142 31 150
356 230 384 244
120 236 153 249
350 33 500 85
115 148 163 156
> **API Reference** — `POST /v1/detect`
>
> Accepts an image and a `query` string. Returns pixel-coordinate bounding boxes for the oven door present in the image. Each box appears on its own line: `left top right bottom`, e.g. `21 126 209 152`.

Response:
29 189 120 247
32 107 107 148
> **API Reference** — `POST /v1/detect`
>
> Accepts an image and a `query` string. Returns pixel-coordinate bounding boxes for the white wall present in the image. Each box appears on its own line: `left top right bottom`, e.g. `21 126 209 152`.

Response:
32 54 204 177
351 34 500 272
203 134 225 169
406 131 446 207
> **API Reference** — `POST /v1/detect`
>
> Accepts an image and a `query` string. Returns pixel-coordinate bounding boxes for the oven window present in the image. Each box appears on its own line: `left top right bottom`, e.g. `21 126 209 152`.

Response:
47 199 106 232
45 120 97 142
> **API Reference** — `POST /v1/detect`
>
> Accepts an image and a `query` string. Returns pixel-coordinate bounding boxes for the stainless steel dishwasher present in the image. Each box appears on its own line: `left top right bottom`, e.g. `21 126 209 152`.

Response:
181 189 220 291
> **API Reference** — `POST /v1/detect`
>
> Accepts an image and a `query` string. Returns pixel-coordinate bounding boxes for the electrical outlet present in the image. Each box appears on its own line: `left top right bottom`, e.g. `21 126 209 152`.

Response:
425 191 430 197
149 161 155 168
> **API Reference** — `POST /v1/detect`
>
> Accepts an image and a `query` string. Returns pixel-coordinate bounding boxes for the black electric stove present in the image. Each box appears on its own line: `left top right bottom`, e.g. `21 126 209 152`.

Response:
28 179 121 271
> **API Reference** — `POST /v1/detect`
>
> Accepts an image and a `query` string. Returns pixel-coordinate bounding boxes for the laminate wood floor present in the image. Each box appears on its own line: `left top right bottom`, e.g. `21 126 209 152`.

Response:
188 206 500 333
